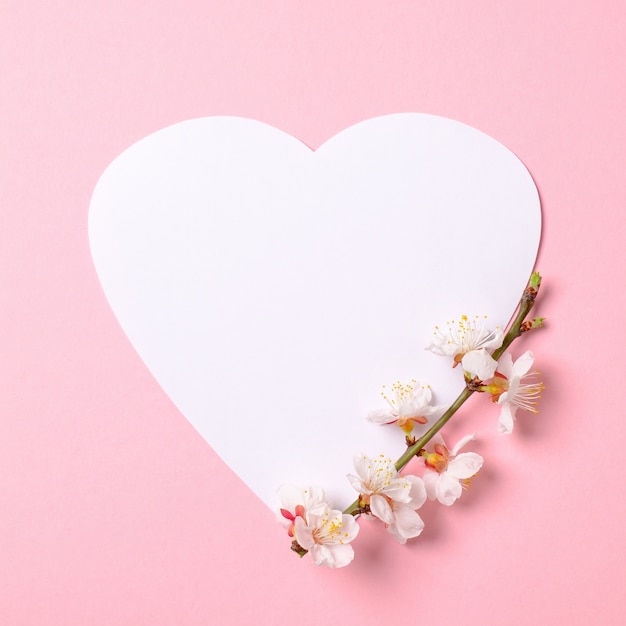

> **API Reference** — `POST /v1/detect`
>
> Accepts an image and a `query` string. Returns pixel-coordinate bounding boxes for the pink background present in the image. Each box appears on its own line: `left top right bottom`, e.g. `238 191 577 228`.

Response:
1 1 625 624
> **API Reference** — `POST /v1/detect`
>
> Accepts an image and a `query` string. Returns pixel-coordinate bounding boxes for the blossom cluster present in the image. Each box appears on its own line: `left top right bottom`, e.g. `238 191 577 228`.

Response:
277 276 545 568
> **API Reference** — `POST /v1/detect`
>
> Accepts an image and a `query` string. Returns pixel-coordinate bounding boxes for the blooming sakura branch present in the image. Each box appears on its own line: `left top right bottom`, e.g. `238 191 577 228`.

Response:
277 273 546 568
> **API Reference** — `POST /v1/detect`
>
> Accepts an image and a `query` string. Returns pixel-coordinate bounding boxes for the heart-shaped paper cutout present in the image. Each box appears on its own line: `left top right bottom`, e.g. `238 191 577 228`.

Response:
89 114 540 509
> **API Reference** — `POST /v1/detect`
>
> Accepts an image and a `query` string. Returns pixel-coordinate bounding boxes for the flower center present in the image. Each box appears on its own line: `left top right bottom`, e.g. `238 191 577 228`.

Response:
380 381 430 430
434 314 500 358
423 443 449 473
367 454 400 492
381 379 417 409
313 515 346 545
485 372 509 402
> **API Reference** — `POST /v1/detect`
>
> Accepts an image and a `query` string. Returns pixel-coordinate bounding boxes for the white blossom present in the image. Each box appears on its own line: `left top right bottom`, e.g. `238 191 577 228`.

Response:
420 433 483 506
348 454 426 543
426 314 503 379
489 351 544 434
367 380 444 434
277 484 326 537
294 503 359 568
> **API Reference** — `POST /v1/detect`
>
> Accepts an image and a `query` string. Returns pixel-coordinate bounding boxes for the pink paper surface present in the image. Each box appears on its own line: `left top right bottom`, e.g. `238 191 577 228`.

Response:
1 2 625 624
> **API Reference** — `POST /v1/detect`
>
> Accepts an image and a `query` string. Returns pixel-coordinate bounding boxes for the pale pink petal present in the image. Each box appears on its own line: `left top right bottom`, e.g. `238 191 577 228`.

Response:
277 484 324 527
479 326 504 350
367 409 396 424
400 385 433 414
308 544 332 566
351 454 373 483
380 477 413 503
303 486 326 509
511 350 534 378
496 351 513 378
462 349 498 380
498 403 516 434
309 543 355 568
447 452 483 479
425 337 455 356
340 514 360 542
423 403 446 419
304 504 327 529
294 516 315 550
277 483 303 511
370 494 394 524
406 475 427 508
386 524 408 544
422 470 440 501
277 484 325 512
314 485 327 502
501 374 520 403
436 473 463 506
347 472 366 494
387 503 425 543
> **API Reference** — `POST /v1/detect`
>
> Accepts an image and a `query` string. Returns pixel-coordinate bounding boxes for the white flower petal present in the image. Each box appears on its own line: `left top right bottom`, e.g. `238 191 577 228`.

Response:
428 317 502 360
370 494 394 524
380 477 413 503
347 472 366 494
498 403 516 434
350 454 403 498
351 454 371 481
277 483 303 511
447 452 483 479
367 409 396 424
292 504 359 568
499 374 519 403
304 486 325 508
370 381 440 427
340 514 360 543
398 384 433 415
309 543 355 568
479 326 504 350
425 337 456 356
422 470 440 501
277 484 325 511
387 503 425 543
511 350 535 378
462 349 498 380
496 351 513 378
406 475 427 508
294 516 315 549
436 473 463 506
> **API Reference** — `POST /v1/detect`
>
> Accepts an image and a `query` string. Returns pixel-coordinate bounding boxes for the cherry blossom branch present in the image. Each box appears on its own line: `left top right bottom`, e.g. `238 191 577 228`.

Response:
280 272 545 566
342 271 542 517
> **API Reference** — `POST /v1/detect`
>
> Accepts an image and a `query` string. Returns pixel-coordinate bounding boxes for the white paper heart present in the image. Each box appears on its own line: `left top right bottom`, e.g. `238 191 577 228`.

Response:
89 114 540 509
